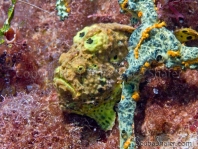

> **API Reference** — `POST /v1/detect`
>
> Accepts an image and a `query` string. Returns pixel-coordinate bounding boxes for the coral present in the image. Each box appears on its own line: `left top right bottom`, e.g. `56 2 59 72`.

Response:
118 0 198 148
54 23 134 130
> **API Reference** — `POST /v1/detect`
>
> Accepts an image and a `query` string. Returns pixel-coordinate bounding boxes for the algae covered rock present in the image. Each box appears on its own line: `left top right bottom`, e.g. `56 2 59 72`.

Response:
54 23 134 130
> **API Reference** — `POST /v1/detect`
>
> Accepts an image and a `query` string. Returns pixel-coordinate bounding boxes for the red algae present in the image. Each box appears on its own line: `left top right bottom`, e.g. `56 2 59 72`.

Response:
0 89 119 148
156 0 198 29
135 69 198 148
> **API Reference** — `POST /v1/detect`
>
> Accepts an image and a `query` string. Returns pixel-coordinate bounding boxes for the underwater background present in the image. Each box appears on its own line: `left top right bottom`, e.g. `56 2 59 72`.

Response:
0 0 198 148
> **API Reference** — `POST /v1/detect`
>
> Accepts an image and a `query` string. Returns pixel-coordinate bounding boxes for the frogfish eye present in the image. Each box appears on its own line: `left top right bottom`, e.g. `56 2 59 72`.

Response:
110 55 119 63
76 65 86 74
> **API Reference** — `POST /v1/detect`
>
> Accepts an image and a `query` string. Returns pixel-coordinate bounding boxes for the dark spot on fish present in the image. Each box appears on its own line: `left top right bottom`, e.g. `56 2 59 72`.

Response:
114 55 118 60
79 32 85 37
105 120 109 124
187 36 192 40
101 115 105 119
100 81 106 86
182 30 188 33
86 38 93 44
98 88 104 93
101 122 106 126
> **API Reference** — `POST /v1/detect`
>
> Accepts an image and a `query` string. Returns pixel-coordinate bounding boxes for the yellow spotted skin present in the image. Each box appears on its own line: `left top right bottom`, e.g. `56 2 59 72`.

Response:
174 28 198 43
54 23 134 131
